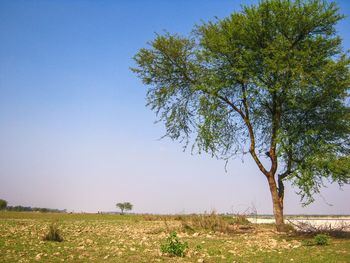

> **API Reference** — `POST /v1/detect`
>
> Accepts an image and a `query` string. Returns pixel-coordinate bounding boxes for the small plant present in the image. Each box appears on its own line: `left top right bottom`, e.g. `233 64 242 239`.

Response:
314 234 329 245
195 244 203 250
43 223 63 242
303 234 330 246
160 231 188 257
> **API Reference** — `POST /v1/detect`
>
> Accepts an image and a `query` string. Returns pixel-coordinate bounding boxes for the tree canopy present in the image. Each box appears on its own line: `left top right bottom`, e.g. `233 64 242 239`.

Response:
0 199 7 210
132 0 349 230
116 202 133 214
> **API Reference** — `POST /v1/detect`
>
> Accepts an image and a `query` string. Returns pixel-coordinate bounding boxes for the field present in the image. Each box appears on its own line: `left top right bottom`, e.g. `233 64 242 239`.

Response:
0 212 349 262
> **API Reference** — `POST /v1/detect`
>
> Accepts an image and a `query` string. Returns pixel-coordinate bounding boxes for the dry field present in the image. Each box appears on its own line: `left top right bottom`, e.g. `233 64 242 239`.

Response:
0 212 349 262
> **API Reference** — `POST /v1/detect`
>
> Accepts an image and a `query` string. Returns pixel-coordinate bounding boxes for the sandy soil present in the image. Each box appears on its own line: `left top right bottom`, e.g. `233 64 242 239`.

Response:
247 216 350 231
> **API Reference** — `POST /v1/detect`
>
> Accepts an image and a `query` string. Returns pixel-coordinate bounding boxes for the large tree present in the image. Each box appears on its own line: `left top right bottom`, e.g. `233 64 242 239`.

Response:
0 199 7 210
132 0 350 231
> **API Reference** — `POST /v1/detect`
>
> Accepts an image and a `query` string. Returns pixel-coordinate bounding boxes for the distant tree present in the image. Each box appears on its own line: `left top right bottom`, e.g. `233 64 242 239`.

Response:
0 199 7 210
116 202 133 214
132 0 350 232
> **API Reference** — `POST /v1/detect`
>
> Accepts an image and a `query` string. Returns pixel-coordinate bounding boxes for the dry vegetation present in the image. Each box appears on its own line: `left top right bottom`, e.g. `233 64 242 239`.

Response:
0 212 349 262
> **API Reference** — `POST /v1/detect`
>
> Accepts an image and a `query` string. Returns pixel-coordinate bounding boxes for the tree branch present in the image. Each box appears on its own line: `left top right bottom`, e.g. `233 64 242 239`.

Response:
269 91 282 176
240 83 269 176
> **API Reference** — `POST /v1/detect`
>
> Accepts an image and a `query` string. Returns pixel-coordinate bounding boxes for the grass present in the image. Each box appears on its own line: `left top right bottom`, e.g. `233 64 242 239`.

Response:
180 212 236 234
0 211 349 262
42 223 64 242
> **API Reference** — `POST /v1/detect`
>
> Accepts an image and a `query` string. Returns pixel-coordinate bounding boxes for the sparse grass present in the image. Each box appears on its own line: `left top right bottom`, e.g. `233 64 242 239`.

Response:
0 211 349 262
180 212 236 234
42 223 63 242
180 212 255 234
232 214 251 225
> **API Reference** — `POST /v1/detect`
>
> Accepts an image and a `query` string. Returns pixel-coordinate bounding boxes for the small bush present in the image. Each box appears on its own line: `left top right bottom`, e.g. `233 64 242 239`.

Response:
43 223 63 242
314 234 329 245
303 234 330 246
232 214 251 225
180 212 234 234
180 212 254 234
160 231 188 257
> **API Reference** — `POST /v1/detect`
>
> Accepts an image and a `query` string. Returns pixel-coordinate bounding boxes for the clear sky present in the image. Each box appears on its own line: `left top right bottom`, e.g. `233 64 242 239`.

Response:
0 0 349 214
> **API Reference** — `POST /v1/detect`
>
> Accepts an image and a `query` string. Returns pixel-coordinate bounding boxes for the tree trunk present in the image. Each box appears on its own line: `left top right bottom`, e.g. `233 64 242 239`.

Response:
267 175 286 232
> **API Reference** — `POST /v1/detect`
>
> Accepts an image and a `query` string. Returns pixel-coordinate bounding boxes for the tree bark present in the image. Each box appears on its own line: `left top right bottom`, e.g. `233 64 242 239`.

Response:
267 174 286 232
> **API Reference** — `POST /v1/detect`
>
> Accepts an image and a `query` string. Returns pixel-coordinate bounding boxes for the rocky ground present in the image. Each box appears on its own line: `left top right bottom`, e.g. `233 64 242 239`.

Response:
0 212 349 262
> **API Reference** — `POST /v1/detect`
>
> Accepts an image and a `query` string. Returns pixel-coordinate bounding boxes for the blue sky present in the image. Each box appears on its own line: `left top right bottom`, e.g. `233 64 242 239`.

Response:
0 0 349 214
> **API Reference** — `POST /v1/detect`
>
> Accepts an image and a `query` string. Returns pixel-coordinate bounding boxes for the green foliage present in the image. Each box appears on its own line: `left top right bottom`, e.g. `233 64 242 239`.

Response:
43 223 63 242
314 234 330 245
0 199 7 210
5 205 65 213
132 0 350 206
116 202 133 214
160 231 188 257
303 234 330 246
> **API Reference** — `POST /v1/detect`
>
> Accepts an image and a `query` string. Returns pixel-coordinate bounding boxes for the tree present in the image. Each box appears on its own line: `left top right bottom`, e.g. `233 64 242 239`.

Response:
132 0 350 231
116 202 133 214
0 199 7 210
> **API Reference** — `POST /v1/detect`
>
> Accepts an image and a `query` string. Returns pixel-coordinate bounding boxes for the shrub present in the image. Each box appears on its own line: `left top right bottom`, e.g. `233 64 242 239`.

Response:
303 234 330 246
43 223 63 242
180 212 255 234
314 234 329 246
180 212 234 234
160 231 188 257
232 214 251 225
